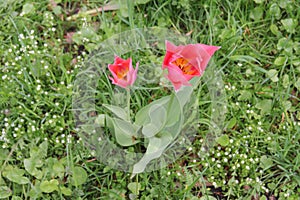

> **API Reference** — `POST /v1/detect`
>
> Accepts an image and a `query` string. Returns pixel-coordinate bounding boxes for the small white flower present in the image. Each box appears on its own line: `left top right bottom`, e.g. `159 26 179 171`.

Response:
2 75 7 80
246 165 250 170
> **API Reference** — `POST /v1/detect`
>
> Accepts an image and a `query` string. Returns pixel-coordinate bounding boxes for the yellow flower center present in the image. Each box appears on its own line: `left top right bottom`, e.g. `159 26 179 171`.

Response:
116 68 129 79
172 57 197 75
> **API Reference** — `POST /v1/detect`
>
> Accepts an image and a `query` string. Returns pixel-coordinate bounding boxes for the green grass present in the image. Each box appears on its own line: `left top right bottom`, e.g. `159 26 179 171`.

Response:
0 0 300 199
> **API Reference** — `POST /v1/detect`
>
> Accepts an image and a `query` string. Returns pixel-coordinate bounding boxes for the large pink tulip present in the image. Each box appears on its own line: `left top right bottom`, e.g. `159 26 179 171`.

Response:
162 40 220 91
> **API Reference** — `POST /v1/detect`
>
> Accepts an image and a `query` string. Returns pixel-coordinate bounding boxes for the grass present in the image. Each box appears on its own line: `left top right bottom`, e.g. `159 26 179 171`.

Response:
0 0 300 199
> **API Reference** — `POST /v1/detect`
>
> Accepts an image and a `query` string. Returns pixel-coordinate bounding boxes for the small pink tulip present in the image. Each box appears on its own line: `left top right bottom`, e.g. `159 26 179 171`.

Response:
162 40 220 91
108 56 138 88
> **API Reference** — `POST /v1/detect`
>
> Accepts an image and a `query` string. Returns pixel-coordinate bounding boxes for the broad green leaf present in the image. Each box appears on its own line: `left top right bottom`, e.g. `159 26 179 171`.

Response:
127 182 141 195
253 0 264 3
12 196 22 200
260 155 273 170
60 186 72 196
103 104 128 120
132 132 173 174
294 78 300 90
142 105 167 138
24 157 43 179
52 160 65 179
269 3 281 19
216 135 230 147
2 165 30 185
0 186 11 199
164 95 182 128
22 3 35 15
40 179 59 193
282 101 292 111
266 69 278 82
199 195 217 200
250 7 263 21
71 167 88 187
238 90 252 101
135 96 170 126
135 0 151 4
259 196 267 200
281 18 297 34
282 74 290 88
226 117 237 129
274 56 286 66
175 85 193 108
0 149 8 161
113 118 140 146
255 99 272 114
30 141 48 158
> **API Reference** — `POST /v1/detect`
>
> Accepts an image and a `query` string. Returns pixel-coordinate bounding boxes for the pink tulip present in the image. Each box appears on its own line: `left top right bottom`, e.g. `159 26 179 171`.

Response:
108 56 138 88
162 40 220 91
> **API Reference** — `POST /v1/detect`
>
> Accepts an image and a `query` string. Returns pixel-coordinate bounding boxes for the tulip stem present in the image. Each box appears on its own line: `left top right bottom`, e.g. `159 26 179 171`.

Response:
126 88 131 121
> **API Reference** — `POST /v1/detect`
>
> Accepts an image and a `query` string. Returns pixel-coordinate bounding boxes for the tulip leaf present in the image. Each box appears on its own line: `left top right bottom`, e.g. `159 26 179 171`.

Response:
175 85 193 109
135 96 170 126
103 104 128 120
132 131 173 174
142 105 167 138
113 118 140 146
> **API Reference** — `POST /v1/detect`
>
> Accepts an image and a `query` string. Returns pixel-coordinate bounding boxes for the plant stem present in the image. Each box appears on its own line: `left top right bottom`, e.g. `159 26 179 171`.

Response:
136 174 139 196
127 88 131 121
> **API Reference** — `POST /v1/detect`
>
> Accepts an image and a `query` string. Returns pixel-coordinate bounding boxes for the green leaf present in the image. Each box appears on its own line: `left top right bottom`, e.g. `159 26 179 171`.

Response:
60 186 72 196
2 165 30 185
216 135 230 147
238 90 252 101
24 157 43 179
135 96 170 126
0 186 11 199
226 117 237 129
127 182 141 195
52 160 65 179
294 78 300 90
103 104 128 120
282 101 292 111
259 195 267 200
260 155 274 170
71 167 88 187
266 69 279 82
135 0 151 4
113 118 140 146
274 56 286 66
270 24 280 36
30 141 48 158
282 74 290 88
22 3 35 15
269 3 281 19
142 105 167 138
40 179 59 193
255 99 272 114
281 18 297 34
199 196 217 200
12 196 23 200
250 7 263 21
132 132 173 174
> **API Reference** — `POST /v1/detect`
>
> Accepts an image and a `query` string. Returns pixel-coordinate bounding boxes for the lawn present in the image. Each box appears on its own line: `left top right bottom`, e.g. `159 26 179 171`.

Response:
0 0 300 199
